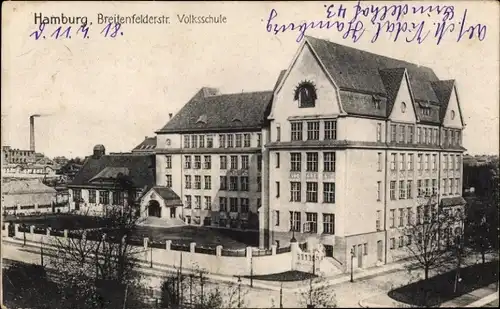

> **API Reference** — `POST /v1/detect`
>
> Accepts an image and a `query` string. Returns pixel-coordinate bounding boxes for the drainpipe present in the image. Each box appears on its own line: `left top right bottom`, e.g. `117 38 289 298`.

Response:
384 121 390 264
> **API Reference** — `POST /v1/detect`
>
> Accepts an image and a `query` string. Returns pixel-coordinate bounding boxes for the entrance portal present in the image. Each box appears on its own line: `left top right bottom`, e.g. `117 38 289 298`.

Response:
148 200 161 218
170 207 176 218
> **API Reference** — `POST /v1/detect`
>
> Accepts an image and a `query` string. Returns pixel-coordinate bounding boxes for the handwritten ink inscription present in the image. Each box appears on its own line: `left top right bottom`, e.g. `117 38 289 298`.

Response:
30 23 123 40
265 1 487 44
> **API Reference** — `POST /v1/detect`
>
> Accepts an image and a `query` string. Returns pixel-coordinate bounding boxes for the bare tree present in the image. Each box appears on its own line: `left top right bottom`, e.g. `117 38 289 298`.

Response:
299 277 337 308
402 198 457 280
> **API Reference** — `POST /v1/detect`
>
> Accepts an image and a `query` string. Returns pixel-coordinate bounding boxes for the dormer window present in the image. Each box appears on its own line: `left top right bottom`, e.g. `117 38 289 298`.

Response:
372 95 382 109
294 81 317 108
422 107 431 116
196 114 207 124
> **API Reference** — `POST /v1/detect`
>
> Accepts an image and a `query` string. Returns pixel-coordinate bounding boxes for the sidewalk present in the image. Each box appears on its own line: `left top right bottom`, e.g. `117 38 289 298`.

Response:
1 236 415 292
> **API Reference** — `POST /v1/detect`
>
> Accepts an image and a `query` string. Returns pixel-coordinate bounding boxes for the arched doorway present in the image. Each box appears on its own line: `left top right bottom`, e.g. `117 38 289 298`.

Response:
148 200 161 218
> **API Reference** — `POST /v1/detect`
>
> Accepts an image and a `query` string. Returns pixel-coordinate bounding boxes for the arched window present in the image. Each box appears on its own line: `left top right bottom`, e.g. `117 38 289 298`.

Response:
294 81 317 108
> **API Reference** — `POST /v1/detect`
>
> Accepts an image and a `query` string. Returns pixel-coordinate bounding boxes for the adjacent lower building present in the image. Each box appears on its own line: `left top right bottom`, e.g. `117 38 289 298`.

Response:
1 179 62 215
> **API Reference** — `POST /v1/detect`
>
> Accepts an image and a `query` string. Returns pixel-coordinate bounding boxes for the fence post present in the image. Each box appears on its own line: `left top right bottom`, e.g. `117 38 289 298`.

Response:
190 242 196 253
14 224 20 238
291 242 300 271
46 227 51 237
30 225 35 234
216 245 222 257
144 237 149 250
271 244 277 255
4 222 9 237
64 229 68 238
166 240 172 251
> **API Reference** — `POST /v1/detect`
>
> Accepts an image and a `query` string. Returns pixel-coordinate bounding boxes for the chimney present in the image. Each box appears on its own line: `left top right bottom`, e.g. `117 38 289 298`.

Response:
169 113 173 120
30 116 35 152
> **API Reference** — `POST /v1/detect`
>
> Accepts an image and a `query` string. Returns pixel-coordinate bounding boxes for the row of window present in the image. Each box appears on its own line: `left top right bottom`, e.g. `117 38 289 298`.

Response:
387 153 461 172
288 120 337 141
285 211 335 234
218 197 252 213
389 124 462 146
389 227 461 250
184 175 212 190
184 195 212 210
283 152 336 172
386 206 462 230
73 189 135 205
183 133 262 149
178 155 263 171
386 178 460 200
277 181 336 203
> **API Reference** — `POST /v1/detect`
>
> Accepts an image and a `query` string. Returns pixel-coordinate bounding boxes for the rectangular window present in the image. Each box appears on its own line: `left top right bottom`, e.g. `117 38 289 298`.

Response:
449 178 453 194
219 197 227 212
194 155 201 169
417 206 422 224
204 155 211 169
185 175 192 189
451 154 456 171
390 238 396 249
219 134 226 148
324 152 336 172
257 155 262 171
184 135 190 148
417 127 422 143
227 134 234 148
165 155 172 169
455 178 460 194
204 176 211 190
443 155 448 171
184 155 192 169
425 154 430 170
98 190 109 204
323 214 335 234
399 236 404 248
207 135 214 148
191 135 198 148
457 131 462 146
432 179 437 195
220 156 227 170
240 198 249 213
291 122 303 141
324 120 337 140
323 182 335 203
112 191 123 205
443 178 448 195
408 154 414 171
377 181 382 201
390 153 396 171
89 190 96 203
275 181 280 197
194 175 201 189
400 154 405 171
408 126 414 143
257 176 262 192
377 152 382 171
306 182 318 202
230 155 238 170
390 181 396 200
399 124 405 143
456 155 461 170
307 121 320 140
274 210 280 226
194 196 201 209
230 198 238 212
390 209 395 228
363 243 368 256
432 154 437 170
418 154 423 171
306 152 318 172
391 124 397 142
185 195 192 209
235 134 242 147
399 208 404 227
305 212 318 233
219 176 227 190
291 153 301 171
243 134 251 147
241 155 249 170
276 126 281 142
257 133 262 147
376 210 382 231
166 175 172 188
229 176 238 191
399 180 406 199
199 135 205 148
407 207 412 225
407 180 413 199
376 123 382 142
204 196 212 210
290 211 301 232
424 179 430 196
276 153 280 168
290 182 301 202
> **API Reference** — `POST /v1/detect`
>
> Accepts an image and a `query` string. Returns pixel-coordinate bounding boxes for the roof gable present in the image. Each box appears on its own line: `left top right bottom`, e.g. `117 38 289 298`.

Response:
379 68 406 117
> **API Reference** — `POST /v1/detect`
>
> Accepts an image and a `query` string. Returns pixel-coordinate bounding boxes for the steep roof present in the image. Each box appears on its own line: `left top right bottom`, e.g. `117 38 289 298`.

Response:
305 36 440 103
132 136 157 152
69 153 155 189
431 80 456 122
379 68 406 117
157 90 273 133
150 186 182 206
2 179 56 194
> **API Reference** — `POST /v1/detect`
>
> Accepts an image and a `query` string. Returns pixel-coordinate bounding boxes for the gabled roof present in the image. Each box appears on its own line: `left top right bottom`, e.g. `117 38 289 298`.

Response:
149 186 182 206
305 36 440 103
157 90 273 133
431 80 456 122
132 136 157 152
69 153 155 188
2 179 56 194
379 68 406 117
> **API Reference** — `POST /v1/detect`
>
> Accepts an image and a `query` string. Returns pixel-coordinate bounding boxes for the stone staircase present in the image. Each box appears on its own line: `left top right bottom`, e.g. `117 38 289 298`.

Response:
318 257 344 276
138 216 186 228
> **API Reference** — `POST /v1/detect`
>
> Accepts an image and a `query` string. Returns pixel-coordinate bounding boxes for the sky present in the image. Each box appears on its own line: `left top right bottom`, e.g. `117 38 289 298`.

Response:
2 1 499 158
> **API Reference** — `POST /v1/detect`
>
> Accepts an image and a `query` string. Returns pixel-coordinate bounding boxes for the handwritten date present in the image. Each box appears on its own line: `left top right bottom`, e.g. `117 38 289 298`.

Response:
30 23 123 40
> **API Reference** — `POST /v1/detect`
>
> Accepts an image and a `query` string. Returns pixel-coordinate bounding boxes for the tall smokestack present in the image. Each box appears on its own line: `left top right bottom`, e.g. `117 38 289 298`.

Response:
30 116 35 152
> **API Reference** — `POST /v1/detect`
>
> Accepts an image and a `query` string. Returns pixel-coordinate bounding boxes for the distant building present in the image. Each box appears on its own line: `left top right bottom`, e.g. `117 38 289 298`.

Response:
67 144 182 219
132 136 157 153
2 163 58 179
2 146 36 164
1 179 66 215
